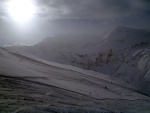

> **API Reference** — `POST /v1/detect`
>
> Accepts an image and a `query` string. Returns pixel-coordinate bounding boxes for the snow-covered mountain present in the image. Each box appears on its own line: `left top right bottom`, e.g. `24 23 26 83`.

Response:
6 26 150 96
1 47 150 112
2 26 150 112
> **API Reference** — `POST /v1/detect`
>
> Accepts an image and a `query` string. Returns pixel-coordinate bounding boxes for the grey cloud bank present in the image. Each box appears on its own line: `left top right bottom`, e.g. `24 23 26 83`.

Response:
0 0 150 45
35 0 150 20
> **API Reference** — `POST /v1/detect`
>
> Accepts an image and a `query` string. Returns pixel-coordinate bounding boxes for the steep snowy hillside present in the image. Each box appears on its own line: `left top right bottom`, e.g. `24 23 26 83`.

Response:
0 47 150 113
114 49 150 96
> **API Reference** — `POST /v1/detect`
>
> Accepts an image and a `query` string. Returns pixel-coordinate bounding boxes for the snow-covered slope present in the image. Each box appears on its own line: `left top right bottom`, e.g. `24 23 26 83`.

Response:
1 47 150 113
96 26 150 95
114 49 150 95
6 26 150 96
0 47 140 99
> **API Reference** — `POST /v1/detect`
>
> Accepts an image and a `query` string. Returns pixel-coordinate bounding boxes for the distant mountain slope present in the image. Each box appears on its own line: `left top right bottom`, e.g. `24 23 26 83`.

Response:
7 34 105 63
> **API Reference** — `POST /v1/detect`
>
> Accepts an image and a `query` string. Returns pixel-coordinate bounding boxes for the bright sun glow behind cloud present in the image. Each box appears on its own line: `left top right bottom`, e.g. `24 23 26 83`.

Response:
7 0 36 23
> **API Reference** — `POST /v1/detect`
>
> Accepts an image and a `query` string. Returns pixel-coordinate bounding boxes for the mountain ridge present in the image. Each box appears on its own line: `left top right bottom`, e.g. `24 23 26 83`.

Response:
5 26 150 96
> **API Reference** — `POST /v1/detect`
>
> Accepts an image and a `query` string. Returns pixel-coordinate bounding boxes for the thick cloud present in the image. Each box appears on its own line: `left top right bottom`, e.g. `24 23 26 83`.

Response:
35 0 150 20
0 0 150 45
0 0 150 20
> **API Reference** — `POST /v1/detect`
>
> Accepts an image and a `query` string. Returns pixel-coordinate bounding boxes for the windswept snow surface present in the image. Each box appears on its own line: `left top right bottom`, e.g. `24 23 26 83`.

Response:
1 47 150 112
115 48 150 96
0 47 140 99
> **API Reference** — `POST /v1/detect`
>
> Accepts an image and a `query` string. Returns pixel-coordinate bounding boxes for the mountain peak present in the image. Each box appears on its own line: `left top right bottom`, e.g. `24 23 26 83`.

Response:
114 26 147 32
106 26 148 44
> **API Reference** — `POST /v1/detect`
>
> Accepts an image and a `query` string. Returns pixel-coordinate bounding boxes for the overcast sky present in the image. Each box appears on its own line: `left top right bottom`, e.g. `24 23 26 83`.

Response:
0 0 150 45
